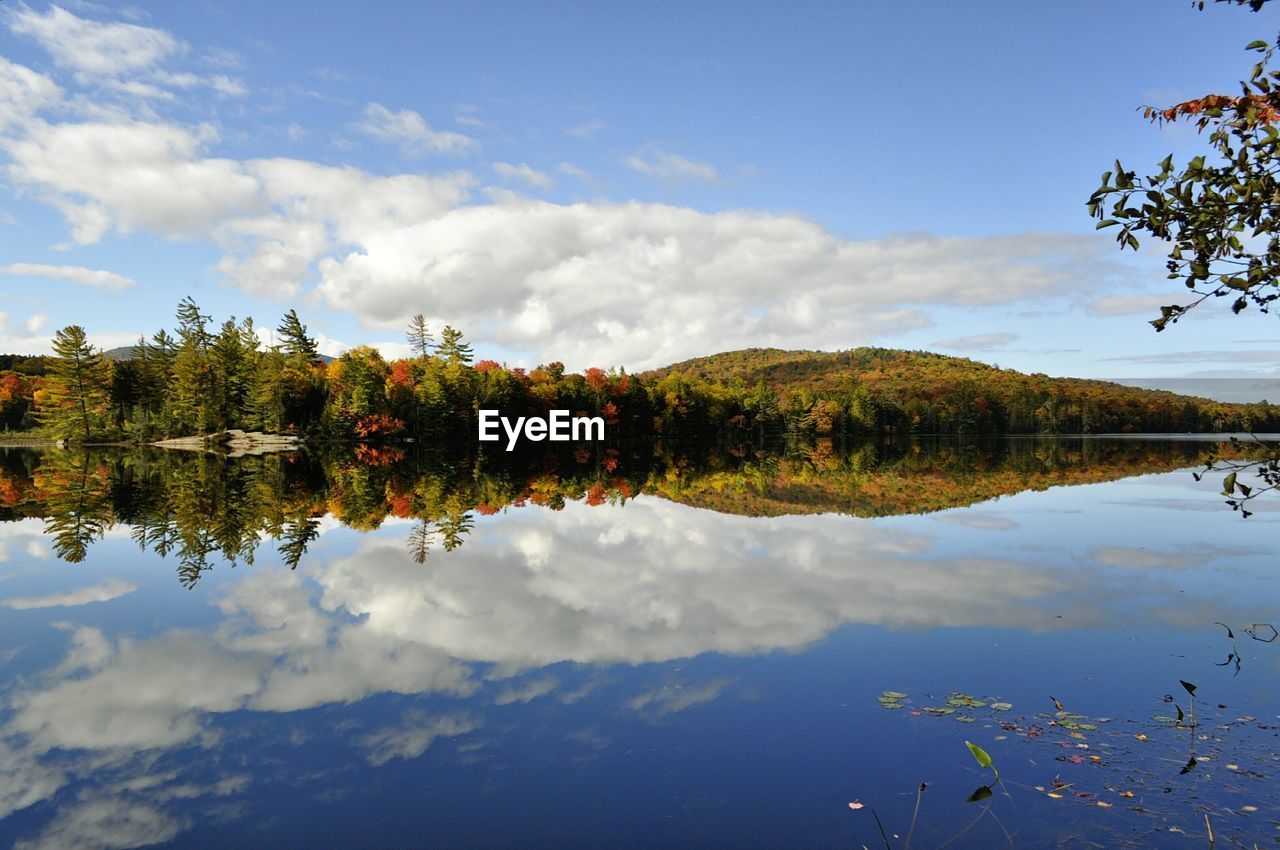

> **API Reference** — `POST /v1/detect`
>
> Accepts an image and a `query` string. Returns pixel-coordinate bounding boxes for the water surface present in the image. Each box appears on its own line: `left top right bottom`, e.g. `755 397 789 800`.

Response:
0 438 1277 849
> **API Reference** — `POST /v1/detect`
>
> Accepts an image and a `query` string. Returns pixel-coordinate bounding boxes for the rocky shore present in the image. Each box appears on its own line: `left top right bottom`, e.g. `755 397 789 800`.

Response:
152 430 303 457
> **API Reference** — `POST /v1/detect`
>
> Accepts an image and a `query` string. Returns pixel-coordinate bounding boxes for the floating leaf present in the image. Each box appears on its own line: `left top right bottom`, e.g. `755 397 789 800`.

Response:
990 702 1012 712
848 801 865 811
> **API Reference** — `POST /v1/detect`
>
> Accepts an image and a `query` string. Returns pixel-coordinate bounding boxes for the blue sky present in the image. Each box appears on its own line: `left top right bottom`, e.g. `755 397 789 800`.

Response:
1 0 1279 384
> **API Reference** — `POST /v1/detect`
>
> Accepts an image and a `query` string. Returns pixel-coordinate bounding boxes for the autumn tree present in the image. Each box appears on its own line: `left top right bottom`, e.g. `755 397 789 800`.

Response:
39 325 110 441
1088 0 1280 329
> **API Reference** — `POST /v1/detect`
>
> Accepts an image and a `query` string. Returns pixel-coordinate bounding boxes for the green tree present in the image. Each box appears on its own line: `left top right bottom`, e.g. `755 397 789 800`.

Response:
277 309 318 362
436 325 474 364
1088 0 1280 329
40 325 110 441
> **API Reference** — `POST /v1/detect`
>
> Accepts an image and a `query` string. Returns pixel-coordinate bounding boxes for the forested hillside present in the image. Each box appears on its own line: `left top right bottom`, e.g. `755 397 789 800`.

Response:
644 347 1278 435
3 306 1278 443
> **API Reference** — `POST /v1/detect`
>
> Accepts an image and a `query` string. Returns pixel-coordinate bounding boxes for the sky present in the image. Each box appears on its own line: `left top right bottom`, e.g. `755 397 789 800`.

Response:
1 0 1279 387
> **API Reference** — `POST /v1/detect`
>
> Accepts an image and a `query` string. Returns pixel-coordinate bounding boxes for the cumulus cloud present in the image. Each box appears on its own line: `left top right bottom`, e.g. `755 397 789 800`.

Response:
932 332 1018 352
1 10 1131 369
623 147 720 183
2 577 138 609
0 262 135 292
492 161 554 189
356 103 475 157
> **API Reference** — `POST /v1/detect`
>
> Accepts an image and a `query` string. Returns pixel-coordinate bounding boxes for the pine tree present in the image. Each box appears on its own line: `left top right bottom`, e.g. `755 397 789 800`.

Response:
436 325 473 364
168 299 216 435
40 325 110 441
277 309 318 363
407 314 433 359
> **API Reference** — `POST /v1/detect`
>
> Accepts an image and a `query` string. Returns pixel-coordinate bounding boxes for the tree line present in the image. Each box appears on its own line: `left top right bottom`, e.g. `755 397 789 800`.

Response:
2 300 1279 443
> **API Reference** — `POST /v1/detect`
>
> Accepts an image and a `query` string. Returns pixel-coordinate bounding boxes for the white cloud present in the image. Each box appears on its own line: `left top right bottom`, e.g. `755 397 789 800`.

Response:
356 103 475 157
557 162 587 180
9 4 180 78
623 147 720 183
1087 293 1182 317
0 58 63 133
5 120 261 244
6 5 243 100
933 332 1018 352
311 200 1116 370
564 118 606 139
492 161 554 190
2 577 138 609
0 262 136 292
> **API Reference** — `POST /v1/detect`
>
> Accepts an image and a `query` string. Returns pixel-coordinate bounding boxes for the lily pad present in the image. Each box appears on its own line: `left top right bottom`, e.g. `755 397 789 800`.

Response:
990 702 1013 712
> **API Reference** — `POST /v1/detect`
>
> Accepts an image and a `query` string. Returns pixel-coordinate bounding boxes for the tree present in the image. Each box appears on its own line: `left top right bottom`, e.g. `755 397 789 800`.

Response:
407 314 434 359
1088 0 1280 330
435 325 474 364
277 309 318 362
40 325 110 441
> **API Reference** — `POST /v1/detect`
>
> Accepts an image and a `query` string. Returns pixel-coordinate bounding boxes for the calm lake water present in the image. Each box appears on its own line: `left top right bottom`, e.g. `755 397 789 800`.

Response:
0 438 1277 849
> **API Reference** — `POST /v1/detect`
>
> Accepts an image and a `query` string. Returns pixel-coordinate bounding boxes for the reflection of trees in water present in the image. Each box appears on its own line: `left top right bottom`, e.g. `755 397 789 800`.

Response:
0 437 1262 585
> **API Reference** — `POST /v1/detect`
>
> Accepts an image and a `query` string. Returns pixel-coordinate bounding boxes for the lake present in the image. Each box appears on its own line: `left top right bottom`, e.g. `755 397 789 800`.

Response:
0 437 1277 849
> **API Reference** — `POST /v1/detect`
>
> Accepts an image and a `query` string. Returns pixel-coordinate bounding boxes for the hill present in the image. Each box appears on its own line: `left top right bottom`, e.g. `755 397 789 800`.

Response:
642 347 1277 434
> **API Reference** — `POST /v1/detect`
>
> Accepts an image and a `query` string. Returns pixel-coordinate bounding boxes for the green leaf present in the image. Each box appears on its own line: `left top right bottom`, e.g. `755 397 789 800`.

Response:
1246 39 1269 51
965 740 993 769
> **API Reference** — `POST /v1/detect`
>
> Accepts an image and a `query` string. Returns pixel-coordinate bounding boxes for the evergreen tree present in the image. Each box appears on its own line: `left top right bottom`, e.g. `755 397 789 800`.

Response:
278 309 318 363
169 299 216 435
436 325 474 364
40 325 110 441
407 314 434 359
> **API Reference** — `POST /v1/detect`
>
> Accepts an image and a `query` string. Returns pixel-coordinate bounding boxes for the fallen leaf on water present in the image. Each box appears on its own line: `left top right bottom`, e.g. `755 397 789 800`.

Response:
1226 764 1239 770
1242 805 1258 813
1047 792 1064 799
1097 801 1112 808
1119 791 1134 798
848 801 865 811
1134 734 1148 741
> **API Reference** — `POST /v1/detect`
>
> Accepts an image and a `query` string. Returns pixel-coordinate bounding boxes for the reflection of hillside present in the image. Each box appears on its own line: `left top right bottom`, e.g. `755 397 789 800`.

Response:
651 439 1234 517
0 438 1259 580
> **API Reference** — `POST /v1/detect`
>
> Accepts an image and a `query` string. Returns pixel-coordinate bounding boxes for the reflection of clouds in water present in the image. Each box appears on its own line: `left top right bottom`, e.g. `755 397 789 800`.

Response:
13 798 184 850
2 577 137 609
932 511 1019 531
360 712 479 766
309 498 1080 670
2 493 1276 844
627 678 734 720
